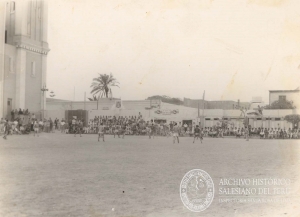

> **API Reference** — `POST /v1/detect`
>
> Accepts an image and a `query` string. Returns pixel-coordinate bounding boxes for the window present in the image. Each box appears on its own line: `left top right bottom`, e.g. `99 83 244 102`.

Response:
279 95 286 101
5 30 7 43
205 118 211 120
10 2 15 13
257 118 262 120
27 22 31 35
275 118 281 121
7 101 10 106
214 118 219 120
9 57 14 73
31 61 36 77
38 7 41 20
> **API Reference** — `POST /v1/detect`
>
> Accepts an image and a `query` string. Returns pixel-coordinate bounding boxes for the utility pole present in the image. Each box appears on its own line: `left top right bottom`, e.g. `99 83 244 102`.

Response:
84 92 86 110
202 91 205 127
41 84 48 120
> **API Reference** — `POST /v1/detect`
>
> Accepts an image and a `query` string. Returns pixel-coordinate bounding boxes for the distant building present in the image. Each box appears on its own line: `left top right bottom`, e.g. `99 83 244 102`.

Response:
249 96 266 110
46 98 299 129
183 98 250 110
269 88 300 108
0 1 50 119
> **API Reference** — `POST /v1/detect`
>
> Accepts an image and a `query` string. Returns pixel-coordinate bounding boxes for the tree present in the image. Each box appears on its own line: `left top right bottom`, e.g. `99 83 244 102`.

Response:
264 100 295 109
90 73 119 109
284 114 300 128
88 95 98 101
146 95 183 105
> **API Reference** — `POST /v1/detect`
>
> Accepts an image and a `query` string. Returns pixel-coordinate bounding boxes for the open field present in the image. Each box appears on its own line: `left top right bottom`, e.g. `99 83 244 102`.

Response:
0 133 300 217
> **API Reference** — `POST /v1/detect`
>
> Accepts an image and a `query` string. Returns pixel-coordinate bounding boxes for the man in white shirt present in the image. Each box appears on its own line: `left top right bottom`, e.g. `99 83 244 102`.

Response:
60 119 65 133
183 123 188 133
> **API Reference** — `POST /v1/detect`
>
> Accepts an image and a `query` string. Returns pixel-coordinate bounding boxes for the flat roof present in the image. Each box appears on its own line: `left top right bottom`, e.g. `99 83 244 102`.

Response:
269 90 300 93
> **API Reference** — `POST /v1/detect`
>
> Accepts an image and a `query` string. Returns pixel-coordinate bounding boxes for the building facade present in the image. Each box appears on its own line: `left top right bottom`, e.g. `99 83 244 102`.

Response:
183 98 250 110
46 98 298 129
0 0 49 119
269 89 300 108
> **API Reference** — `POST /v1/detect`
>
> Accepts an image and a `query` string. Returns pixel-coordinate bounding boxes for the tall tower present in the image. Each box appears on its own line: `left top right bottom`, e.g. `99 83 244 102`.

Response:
0 0 50 120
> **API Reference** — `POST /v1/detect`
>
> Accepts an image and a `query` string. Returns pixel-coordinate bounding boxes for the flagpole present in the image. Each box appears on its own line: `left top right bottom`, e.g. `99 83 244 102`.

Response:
198 100 200 118
84 92 86 110
202 90 205 128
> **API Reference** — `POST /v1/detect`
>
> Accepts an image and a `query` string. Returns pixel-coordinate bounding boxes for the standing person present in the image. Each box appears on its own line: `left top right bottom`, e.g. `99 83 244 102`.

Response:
54 118 58 130
219 128 224 138
0 118 5 134
39 119 44 132
112 124 116 138
193 125 202 143
98 122 105 142
172 123 180 144
60 119 65 133
49 118 54 133
33 121 39 137
150 123 155 139
65 122 69 134
57 119 61 131
147 125 151 139
73 119 78 137
245 126 249 141
121 124 126 139
78 120 83 137
74 120 82 137
115 123 120 138
3 120 10 140
72 118 76 134
169 121 174 132
184 123 188 133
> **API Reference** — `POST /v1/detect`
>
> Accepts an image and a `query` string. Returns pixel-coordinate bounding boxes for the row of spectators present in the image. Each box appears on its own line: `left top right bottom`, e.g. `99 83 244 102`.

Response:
1 114 299 139
203 127 300 139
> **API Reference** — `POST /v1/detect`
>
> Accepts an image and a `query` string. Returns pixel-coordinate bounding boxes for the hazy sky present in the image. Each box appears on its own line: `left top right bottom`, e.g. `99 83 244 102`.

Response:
47 0 300 102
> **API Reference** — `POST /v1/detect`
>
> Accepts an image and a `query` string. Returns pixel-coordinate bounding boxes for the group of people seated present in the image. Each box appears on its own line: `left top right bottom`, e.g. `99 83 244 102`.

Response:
257 127 299 139
228 127 299 139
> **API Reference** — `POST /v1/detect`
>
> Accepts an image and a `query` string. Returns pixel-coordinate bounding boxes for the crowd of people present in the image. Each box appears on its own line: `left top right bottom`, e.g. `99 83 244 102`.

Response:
1 113 300 141
201 126 300 139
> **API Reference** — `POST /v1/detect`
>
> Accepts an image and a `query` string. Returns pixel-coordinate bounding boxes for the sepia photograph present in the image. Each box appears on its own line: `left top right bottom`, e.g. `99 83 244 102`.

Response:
0 0 300 216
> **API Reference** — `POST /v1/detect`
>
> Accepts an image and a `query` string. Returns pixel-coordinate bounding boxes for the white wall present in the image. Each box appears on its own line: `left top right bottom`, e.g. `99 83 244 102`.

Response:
46 99 300 128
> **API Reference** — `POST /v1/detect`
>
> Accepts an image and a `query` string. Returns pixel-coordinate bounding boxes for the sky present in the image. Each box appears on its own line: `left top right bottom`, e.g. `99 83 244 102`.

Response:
47 0 300 102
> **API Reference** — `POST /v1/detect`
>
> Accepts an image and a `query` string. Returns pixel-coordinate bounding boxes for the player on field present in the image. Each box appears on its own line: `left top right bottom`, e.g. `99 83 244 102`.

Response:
121 124 126 139
114 124 120 138
150 123 155 139
245 126 249 141
33 121 39 137
2 120 10 140
98 122 105 142
172 123 180 144
193 125 203 143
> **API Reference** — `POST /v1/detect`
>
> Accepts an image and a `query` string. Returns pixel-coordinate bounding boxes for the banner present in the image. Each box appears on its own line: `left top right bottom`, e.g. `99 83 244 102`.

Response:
111 100 125 110
155 109 179 115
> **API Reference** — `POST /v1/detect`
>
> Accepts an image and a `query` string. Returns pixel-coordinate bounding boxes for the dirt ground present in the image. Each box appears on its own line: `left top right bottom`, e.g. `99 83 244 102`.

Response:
0 133 299 217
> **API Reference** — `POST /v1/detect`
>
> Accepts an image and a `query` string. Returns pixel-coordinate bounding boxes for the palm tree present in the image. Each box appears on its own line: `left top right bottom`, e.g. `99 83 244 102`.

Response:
88 95 98 101
90 73 119 109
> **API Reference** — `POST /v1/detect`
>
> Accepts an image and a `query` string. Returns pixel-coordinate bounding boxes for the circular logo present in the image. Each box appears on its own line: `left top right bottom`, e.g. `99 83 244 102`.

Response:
180 169 214 212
